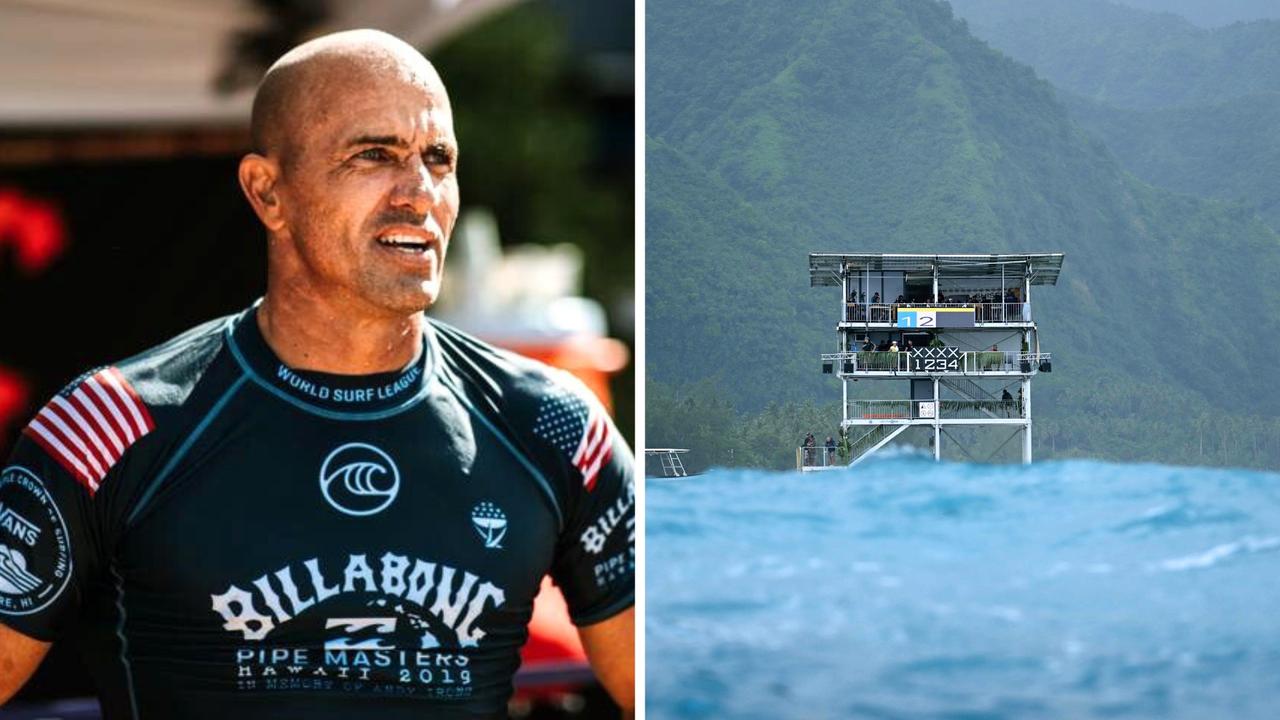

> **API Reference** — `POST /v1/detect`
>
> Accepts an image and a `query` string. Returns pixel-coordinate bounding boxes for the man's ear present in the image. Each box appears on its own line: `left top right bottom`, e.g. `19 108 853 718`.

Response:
238 153 286 233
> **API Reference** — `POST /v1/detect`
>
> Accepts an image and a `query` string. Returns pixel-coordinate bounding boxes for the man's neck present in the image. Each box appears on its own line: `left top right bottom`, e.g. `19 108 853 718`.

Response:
257 291 424 375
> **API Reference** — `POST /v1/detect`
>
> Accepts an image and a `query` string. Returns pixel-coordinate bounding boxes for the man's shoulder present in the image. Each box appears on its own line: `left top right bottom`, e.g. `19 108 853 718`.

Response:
427 318 627 519
17 313 237 494
112 313 236 410
428 317 576 405
427 318 617 462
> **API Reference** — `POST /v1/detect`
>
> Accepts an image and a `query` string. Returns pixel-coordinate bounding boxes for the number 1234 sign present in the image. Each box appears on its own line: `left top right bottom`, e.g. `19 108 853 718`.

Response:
910 347 961 372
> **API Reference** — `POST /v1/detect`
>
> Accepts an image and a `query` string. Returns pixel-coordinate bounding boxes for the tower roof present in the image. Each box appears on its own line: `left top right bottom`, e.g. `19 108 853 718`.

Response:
808 253 1064 287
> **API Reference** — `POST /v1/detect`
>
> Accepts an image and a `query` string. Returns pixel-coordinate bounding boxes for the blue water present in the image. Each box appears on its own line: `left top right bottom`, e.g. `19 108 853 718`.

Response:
646 456 1280 719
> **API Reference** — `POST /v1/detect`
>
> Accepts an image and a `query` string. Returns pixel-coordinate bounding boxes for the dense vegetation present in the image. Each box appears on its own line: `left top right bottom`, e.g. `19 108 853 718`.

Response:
1097 0 1279 29
948 0 1280 110
1062 92 1280 229
650 379 1280 472
948 0 1280 234
647 0 1280 471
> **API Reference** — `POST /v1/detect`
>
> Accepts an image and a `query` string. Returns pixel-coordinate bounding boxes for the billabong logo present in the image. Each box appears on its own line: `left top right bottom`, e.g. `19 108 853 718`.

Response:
320 444 400 516
579 478 635 555
323 617 398 650
471 502 507 549
209 552 507 647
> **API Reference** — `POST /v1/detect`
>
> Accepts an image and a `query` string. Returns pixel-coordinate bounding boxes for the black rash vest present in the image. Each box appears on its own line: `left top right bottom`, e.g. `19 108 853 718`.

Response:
0 305 634 719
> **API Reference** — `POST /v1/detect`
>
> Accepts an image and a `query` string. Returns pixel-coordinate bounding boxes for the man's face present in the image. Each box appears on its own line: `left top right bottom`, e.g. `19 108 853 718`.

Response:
273 70 459 315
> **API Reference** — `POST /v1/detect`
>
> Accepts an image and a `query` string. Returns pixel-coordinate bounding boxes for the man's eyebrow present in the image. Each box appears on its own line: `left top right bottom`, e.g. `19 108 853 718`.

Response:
344 134 410 148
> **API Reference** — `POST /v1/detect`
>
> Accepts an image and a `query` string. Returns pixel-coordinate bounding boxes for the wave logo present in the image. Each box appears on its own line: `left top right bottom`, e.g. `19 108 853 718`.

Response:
319 443 401 517
0 544 41 595
471 502 507 549
323 617 398 650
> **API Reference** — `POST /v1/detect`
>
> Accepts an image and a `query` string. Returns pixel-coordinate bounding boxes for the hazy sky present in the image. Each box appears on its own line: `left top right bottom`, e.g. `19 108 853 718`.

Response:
1110 0 1280 27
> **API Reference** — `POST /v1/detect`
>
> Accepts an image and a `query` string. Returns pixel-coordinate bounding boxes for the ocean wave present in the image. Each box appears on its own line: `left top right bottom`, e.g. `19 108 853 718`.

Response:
1154 535 1280 572
647 458 1280 719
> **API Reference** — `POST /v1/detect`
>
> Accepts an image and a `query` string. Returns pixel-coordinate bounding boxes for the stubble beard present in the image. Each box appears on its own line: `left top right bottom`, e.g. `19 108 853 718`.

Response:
353 263 441 316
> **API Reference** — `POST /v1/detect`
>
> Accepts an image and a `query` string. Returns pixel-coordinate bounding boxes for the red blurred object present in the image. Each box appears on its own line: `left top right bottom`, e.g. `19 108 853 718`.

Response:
504 336 629 414
0 366 32 448
0 188 67 274
515 577 592 702
0 189 61 453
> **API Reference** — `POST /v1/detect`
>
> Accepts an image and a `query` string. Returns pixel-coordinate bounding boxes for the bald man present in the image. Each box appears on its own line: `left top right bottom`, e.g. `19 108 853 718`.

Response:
0 30 634 718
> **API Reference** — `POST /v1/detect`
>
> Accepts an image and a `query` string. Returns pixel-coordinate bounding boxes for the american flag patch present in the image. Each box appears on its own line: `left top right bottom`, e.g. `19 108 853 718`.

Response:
532 382 614 491
23 367 154 494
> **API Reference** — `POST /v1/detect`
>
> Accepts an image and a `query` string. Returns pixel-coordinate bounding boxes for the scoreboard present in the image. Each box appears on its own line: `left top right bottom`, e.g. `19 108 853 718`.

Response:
896 307 975 328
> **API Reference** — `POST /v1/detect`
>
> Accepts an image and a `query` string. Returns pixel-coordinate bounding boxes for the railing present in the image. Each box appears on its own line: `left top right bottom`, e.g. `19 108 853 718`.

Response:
844 303 896 323
846 399 1022 420
975 302 1029 323
847 424 898 461
941 399 1021 419
941 376 996 402
823 351 1051 374
846 400 912 419
645 449 690 477
842 302 1031 324
797 446 840 469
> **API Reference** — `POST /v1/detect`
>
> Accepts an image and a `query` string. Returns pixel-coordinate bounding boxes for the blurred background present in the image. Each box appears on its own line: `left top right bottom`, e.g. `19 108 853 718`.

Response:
0 0 634 717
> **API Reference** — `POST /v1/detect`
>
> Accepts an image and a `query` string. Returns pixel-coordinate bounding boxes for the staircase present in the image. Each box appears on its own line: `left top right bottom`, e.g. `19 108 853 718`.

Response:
846 424 910 466
941 377 995 401
660 451 688 477
940 378 1001 419
646 449 690 477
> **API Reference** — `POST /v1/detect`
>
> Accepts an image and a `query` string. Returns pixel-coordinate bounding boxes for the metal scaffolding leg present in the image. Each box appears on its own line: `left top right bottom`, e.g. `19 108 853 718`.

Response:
983 426 1023 462
1021 377 1032 464
933 378 941 461
940 426 981 463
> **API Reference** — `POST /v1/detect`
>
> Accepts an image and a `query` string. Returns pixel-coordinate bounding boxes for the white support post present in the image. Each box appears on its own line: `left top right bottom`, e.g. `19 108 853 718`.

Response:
841 271 847 321
842 377 849 425
932 264 938 303
1021 377 1032 464
933 377 941 461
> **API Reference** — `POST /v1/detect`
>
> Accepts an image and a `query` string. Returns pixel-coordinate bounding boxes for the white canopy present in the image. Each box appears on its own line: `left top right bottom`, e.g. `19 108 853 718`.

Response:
0 0 518 127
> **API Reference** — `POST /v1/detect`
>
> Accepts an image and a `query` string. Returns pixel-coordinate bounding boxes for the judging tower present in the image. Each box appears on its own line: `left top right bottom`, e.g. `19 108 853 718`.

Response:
809 253 1064 467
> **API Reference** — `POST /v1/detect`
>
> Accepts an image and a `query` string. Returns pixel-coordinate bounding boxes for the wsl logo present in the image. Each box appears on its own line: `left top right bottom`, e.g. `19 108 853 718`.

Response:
319 443 401 517
470 502 507 549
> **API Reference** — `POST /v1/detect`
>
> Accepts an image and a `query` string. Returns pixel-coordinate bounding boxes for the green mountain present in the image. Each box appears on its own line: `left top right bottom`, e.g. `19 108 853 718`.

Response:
1062 91 1280 229
647 0 1280 469
947 0 1280 110
946 0 1280 232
